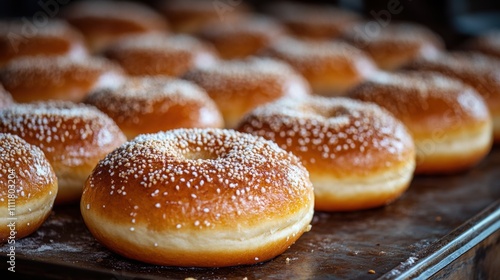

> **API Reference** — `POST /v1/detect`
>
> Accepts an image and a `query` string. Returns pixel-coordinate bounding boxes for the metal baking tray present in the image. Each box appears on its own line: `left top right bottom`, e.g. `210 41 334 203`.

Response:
1 147 499 279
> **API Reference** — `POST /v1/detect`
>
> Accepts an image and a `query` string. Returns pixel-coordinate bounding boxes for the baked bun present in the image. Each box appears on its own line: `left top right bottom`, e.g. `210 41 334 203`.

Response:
349 71 493 174
0 84 13 109
62 0 168 52
0 56 124 103
237 96 416 211
197 16 287 59
81 128 314 267
103 34 218 77
184 57 311 128
158 0 249 33
0 133 57 242
264 2 360 40
264 37 377 96
405 51 500 142
463 31 500 59
84 76 224 139
340 22 444 70
0 101 126 204
0 20 87 67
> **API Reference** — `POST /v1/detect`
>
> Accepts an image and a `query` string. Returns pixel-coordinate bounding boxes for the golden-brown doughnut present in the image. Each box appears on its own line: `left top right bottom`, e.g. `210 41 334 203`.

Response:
0 101 126 204
0 84 13 109
405 51 500 142
0 20 87 67
264 1 360 40
0 56 124 103
340 22 444 70
183 57 311 128
264 37 377 96
158 0 249 33
348 71 493 174
84 76 224 139
81 128 314 267
0 133 57 243
62 0 168 52
197 16 287 59
463 31 500 59
103 34 218 77
237 96 416 212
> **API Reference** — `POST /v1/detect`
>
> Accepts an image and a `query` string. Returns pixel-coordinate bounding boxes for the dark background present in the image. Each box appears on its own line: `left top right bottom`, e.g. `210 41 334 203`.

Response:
1 0 499 47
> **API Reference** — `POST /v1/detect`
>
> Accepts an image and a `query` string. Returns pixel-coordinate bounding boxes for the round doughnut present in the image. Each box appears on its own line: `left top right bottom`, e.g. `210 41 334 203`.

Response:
84 76 224 139
463 31 500 59
0 84 13 109
183 57 311 128
0 101 126 204
0 56 124 103
348 71 493 174
237 96 416 212
0 20 87 67
62 0 168 52
264 37 377 96
405 51 500 142
103 34 218 77
197 16 287 59
340 22 444 70
0 133 58 243
81 128 314 267
158 0 249 33
264 2 360 40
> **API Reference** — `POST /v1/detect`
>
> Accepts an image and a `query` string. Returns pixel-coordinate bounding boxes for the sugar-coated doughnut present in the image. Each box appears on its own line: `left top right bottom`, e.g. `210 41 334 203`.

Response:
0 133 57 242
197 16 287 59
0 101 126 204
84 76 224 139
81 128 314 267
340 22 444 70
464 31 500 59
0 56 124 103
158 0 249 33
0 20 87 67
0 84 13 109
184 57 311 128
62 0 168 52
264 37 377 96
103 34 218 77
264 2 360 40
348 71 493 174
237 96 416 212
405 51 500 142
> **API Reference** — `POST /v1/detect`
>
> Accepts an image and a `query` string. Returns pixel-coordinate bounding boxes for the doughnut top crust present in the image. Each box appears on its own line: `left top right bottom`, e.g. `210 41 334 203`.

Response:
83 128 313 231
0 101 126 168
464 31 500 58
349 71 490 135
0 20 87 65
0 85 13 109
0 133 57 206
103 34 218 77
237 96 415 176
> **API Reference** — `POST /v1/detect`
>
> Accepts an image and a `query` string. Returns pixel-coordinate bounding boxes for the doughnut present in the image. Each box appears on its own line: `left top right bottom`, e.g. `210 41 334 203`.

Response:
405 51 500 142
62 0 168 52
0 20 87 67
183 57 311 128
463 31 500 59
264 2 360 40
158 0 248 33
0 101 126 204
84 76 224 139
81 128 314 267
0 56 124 103
237 96 416 212
348 71 493 174
340 22 444 70
264 37 377 96
0 84 13 109
103 34 218 77
197 16 287 59
0 133 58 243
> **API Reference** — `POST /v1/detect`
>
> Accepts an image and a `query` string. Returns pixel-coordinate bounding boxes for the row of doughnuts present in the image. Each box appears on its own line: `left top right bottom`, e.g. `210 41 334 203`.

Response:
1 0 499 268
